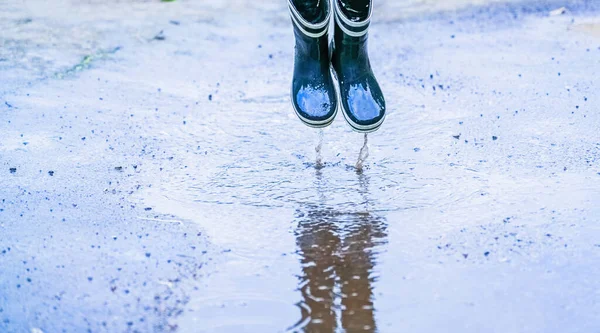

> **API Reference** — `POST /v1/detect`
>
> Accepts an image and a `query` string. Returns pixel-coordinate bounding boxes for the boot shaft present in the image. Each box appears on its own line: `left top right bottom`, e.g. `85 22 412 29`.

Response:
293 25 330 61
288 0 331 60
291 0 329 24
333 0 371 40
331 0 372 75
335 0 371 23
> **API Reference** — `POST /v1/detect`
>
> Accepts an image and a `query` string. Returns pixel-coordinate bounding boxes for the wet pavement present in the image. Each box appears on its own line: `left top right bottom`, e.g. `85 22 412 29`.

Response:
1 0 600 332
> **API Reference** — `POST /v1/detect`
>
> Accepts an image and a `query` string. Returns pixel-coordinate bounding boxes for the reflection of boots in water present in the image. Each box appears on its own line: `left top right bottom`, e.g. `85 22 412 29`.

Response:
295 209 340 332
288 0 338 128
337 214 386 332
294 208 387 332
331 0 386 133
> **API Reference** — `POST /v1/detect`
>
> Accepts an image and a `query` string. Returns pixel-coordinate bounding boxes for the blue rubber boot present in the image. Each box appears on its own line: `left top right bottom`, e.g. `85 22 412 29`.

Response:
288 0 338 128
331 0 386 133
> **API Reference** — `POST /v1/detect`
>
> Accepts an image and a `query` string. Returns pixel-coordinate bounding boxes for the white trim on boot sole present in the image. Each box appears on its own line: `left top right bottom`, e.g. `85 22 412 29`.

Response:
331 68 385 133
290 87 338 128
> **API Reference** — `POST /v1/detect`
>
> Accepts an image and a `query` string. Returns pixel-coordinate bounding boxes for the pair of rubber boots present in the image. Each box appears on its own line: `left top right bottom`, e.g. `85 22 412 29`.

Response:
289 0 385 133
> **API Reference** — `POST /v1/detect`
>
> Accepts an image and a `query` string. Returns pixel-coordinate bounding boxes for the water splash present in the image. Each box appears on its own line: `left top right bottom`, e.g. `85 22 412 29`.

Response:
315 129 324 169
355 133 369 172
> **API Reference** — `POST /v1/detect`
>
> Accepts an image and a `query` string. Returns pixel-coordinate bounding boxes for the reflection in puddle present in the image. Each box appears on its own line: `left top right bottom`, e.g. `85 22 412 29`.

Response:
291 169 388 332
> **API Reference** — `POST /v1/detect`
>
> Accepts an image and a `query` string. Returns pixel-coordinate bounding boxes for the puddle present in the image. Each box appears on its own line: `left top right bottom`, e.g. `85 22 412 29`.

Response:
573 22 600 37
2 0 600 332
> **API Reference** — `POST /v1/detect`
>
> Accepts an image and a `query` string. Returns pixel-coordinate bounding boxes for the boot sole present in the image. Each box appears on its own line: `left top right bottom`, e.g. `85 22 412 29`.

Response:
330 67 386 133
290 88 338 129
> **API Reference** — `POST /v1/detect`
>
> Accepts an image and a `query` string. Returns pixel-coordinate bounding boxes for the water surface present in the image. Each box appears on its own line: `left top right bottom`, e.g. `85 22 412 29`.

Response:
1 0 600 332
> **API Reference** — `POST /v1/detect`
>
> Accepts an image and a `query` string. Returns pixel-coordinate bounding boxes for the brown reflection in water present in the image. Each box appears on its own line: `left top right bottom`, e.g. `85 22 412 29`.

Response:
291 172 388 332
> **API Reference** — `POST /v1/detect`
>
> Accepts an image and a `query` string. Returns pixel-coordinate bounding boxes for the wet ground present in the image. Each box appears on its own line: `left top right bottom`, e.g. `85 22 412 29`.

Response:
1 0 600 332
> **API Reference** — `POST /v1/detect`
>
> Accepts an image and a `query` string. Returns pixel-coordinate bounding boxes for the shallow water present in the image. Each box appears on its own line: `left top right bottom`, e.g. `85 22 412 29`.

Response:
1 0 600 332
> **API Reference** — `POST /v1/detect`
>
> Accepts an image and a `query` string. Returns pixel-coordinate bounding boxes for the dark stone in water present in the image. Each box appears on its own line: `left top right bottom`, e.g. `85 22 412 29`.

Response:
154 30 165 41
